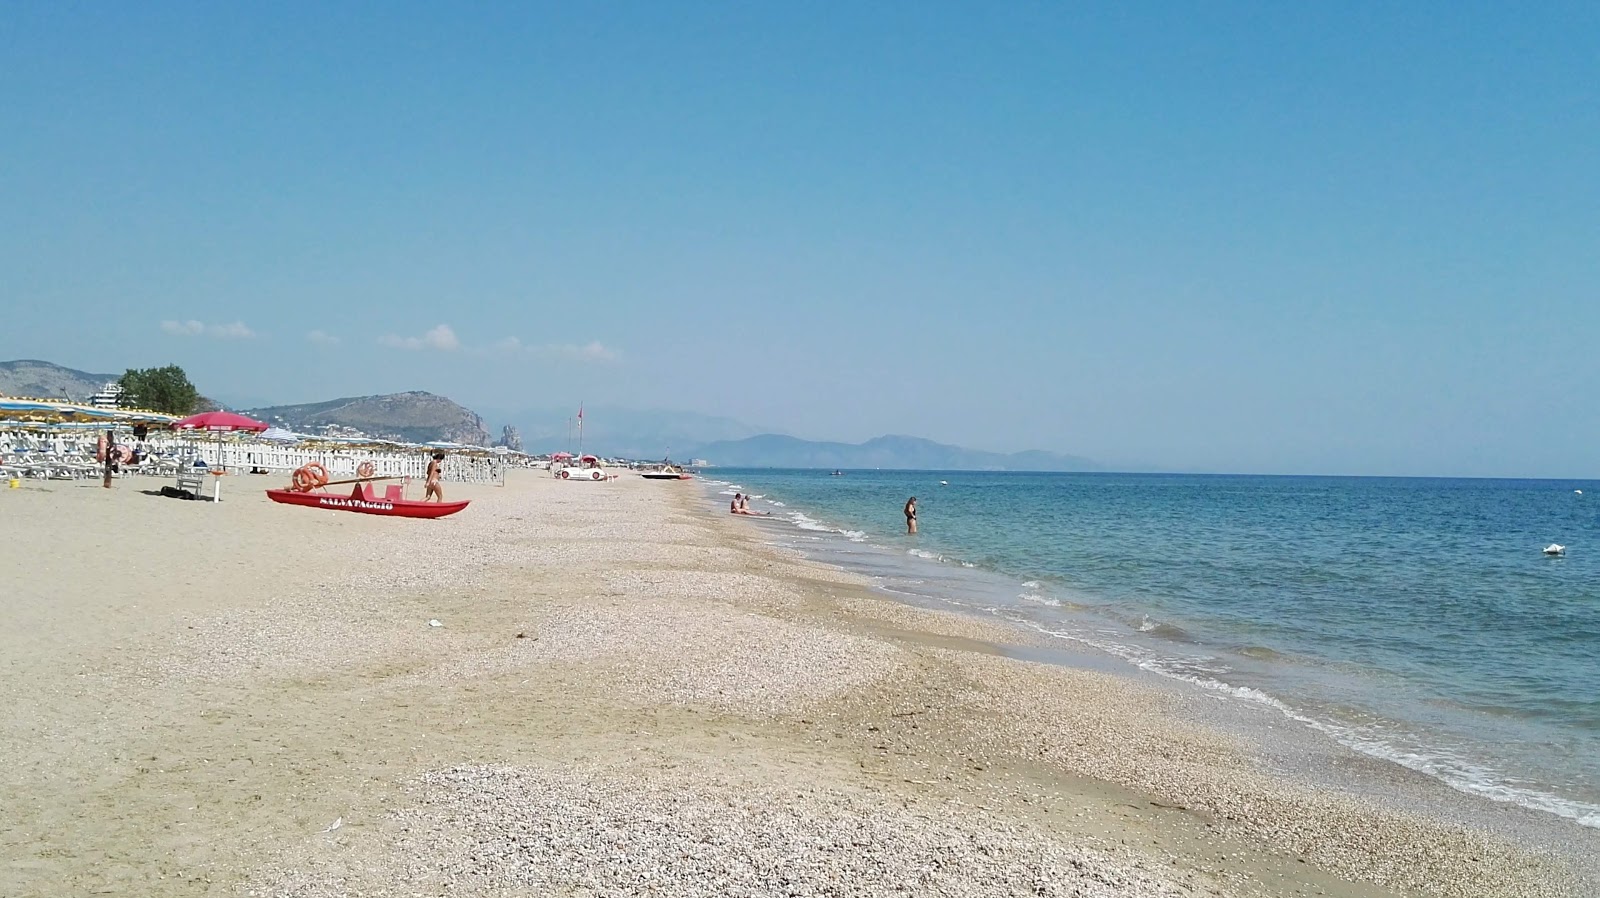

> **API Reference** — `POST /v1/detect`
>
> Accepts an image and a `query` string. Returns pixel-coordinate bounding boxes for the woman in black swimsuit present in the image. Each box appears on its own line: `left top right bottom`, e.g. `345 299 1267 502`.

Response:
904 496 917 534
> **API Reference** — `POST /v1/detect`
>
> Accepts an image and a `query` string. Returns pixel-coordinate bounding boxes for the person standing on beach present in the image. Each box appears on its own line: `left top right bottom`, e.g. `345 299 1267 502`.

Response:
904 496 918 534
425 452 445 502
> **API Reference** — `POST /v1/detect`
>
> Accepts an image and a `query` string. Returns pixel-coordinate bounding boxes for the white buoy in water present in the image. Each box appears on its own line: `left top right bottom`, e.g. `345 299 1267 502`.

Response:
1576 490 1583 495
1543 544 1566 556
939 480 949 486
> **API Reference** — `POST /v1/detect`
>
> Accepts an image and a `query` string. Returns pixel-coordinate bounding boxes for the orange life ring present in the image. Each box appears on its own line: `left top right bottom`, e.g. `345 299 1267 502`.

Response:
356 461 376 478
116 446 134 464
590 470 602 481
559 469 570 479
96 434 108 462
291 462 330 492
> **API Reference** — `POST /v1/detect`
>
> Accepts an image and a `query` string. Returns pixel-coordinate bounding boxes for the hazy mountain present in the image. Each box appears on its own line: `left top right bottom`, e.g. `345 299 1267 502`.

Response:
691 434 1098 471
244 392 491 446
0 359 118 401
476 404 767 460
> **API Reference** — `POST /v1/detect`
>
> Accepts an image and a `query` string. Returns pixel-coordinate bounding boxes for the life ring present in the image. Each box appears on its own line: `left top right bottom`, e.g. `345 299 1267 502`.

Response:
290 462 330 492
96 434 108 462
559 469 570 479
116 446 134 464
356 461 376 478
590 470 602 481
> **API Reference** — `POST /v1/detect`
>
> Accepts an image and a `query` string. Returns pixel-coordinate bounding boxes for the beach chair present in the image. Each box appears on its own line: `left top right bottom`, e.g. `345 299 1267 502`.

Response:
176 464 207 498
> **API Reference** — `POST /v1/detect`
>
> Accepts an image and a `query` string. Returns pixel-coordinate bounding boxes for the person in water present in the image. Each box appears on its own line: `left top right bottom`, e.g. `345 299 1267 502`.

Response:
904 496 918 534
729 493 769 516
424 452 445 502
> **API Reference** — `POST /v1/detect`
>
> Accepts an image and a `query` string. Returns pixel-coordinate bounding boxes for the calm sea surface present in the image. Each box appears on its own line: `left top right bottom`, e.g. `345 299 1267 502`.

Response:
705 469 1600 829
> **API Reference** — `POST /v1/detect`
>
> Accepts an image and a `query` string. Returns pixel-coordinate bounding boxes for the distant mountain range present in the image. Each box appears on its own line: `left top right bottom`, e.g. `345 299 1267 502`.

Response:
690 434 1098 471
0 359 117 401
4 359 1093 466
474 404 768 460
243 392 491 446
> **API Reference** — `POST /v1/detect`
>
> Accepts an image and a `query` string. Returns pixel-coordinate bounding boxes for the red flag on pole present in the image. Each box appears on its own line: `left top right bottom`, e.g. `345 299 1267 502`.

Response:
577 404 583 420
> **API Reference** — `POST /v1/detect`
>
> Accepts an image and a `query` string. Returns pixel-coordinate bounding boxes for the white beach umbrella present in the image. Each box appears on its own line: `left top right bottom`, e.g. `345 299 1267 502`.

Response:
258 427 302 444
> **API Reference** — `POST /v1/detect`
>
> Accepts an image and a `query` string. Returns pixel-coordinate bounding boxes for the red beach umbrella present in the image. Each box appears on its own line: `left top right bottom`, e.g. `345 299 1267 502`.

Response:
169 411 269 501
170 411 269 433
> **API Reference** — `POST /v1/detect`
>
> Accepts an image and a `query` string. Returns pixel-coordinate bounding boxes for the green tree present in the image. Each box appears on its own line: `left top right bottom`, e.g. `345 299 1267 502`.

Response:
119 365 201 415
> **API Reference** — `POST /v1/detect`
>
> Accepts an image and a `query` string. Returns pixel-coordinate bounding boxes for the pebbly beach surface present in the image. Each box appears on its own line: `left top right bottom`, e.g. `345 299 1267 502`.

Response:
0 470 1593 897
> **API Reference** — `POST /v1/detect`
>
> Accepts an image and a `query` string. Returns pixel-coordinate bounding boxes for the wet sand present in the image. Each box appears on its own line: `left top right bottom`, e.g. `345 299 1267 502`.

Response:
0 470 1590 896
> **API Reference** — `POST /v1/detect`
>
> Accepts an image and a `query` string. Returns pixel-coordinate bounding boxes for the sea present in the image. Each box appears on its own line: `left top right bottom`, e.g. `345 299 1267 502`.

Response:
703 469 1600 832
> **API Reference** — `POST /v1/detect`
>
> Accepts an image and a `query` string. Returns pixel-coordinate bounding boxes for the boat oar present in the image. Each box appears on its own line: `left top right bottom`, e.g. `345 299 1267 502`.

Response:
303 474 406 489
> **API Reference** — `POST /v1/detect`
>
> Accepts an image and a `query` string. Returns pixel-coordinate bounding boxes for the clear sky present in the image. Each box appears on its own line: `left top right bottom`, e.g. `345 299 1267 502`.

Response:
3 3 1596 477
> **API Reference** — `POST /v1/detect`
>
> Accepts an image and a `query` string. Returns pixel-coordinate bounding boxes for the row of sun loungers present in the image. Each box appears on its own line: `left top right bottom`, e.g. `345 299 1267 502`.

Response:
1 451 193 481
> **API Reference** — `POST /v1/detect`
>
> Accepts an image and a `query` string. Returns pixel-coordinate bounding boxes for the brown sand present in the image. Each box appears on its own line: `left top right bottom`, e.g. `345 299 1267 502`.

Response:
0 470 1590 897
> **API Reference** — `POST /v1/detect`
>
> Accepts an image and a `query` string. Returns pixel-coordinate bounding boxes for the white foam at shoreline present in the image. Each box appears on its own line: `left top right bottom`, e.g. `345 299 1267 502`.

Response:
785 511 870 543
1021 620 1600 831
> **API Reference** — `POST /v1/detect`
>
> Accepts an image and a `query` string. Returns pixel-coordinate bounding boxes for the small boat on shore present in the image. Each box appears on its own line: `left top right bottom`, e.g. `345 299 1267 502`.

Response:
640 459 693 481
265 480 467 515
641 469 693 481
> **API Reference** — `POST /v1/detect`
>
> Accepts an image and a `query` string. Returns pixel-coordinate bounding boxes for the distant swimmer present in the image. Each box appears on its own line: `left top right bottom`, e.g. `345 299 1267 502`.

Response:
904 496 917 534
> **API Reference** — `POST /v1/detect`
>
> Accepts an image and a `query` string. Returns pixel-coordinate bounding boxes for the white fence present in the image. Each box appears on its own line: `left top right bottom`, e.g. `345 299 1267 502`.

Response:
203 443 505 484
2 430 507 485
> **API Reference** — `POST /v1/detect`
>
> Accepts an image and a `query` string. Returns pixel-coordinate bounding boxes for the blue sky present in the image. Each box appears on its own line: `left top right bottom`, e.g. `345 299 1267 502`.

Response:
2 3 1596 476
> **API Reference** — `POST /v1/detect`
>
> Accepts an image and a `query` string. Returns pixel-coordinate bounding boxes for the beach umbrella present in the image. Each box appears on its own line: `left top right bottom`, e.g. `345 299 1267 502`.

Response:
171 411 269 433
258 426 301 444
170 411 268 501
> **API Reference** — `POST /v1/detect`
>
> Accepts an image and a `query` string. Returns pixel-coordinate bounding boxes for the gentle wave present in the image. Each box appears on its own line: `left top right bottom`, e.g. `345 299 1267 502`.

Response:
1136 615 1195 643
1021 620 1600 831
786 512 870 542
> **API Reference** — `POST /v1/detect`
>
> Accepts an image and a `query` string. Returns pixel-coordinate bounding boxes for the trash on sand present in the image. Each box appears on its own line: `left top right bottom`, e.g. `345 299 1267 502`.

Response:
427 619 443 628
319 817 343 833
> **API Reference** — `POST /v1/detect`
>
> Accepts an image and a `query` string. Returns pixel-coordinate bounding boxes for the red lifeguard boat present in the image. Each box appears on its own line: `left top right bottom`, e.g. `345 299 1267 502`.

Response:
266 464 469 519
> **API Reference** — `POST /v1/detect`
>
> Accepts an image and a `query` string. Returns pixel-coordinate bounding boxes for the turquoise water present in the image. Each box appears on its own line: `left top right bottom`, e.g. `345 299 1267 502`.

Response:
706 469 1600 829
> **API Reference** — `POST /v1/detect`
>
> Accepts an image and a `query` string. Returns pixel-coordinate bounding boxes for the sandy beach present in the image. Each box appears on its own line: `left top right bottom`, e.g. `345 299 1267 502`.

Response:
0 470 1592 897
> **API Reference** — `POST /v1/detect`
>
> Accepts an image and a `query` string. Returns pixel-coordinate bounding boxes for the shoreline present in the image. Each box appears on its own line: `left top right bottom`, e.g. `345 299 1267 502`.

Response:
0 471 1591 896
695 481 1599 891
704 469 1600 842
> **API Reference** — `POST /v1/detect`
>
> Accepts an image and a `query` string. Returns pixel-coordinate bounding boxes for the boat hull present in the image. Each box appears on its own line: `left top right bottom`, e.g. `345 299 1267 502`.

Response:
265 489 470 519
